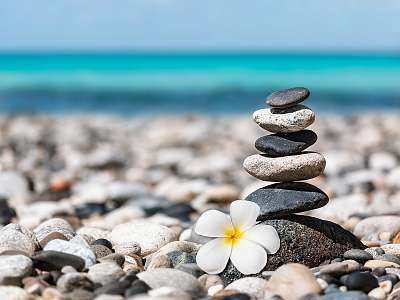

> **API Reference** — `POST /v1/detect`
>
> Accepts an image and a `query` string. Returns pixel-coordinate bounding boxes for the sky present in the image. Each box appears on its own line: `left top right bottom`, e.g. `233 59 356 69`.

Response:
0 0 399 52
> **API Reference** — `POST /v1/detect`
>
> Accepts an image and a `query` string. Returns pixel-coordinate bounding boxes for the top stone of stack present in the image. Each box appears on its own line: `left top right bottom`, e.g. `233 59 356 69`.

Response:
266 87 310 108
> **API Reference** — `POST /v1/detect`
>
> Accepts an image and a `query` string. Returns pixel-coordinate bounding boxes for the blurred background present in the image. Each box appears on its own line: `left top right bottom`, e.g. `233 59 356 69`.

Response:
0 0 400 231
1 0 400 115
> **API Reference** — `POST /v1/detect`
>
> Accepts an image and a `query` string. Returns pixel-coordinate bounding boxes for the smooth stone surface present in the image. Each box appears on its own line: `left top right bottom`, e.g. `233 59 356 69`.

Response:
0 198 15 225
57 272 93 293
243 152 326 182
264 263 321 300
44 239 96 269
255 130 317 157
0 286 30 300
0 255 32 285
317 260 361 276
0 224 37 256
33 218 75 248
353 216 400 241
321 291 369 300
381 244 400 257
220 215 364 284
343 249 373 262
32 250 85 271
266 87 310 108
245 182 329 219
364 259 400 269
137 268 205 297
88 262 125 286
253 105 315 133
226 277 267 299
344 272 378 293
111 220 176 256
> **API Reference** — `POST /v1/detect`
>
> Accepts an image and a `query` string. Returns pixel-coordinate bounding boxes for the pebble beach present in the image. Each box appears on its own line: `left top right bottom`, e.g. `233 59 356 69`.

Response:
2 108 400 299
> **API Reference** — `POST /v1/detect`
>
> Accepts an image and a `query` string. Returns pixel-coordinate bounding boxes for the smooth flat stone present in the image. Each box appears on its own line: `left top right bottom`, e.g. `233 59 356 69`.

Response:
32 250 85 271
245 182 328 219
220 215 365 284
266 87 310 108
255 130 317 157
243 152 326 182
253 105 315 133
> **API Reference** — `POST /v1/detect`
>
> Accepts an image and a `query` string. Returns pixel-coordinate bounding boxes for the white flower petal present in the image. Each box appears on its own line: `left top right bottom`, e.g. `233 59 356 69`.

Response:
195 210 232 237
230 200 260 231
244 224 280 254
196 238 232 274
230 239 267 275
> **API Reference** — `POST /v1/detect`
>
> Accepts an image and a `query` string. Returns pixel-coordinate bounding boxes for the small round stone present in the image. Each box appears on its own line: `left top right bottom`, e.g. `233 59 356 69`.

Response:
343 249 373 263
253 105 315 133
32 250 85 272
91 239 113 250
266 87 310 108
243 152 326 182
344 271 378 293
255 130 317 157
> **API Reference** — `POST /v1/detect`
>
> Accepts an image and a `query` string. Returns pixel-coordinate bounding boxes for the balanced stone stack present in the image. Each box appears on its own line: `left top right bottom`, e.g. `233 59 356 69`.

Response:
243 87 329 218
221 87 365 284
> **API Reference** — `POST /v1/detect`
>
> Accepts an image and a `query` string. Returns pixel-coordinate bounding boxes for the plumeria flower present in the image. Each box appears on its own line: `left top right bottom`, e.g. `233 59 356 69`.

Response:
195 200 280 275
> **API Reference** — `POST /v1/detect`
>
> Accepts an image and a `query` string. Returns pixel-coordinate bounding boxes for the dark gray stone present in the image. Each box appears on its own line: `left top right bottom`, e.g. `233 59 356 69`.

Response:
32 250 85 271
255 130 317 157
245 182 329 219
321 291 369 300
0 198 15 225
220 215 365 284
344 272 378 293
343 249 373 263
266 87 310 108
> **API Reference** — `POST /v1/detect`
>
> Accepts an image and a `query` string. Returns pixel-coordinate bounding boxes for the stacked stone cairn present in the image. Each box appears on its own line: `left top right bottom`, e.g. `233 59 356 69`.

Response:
220 87 365 283
243 87 328 218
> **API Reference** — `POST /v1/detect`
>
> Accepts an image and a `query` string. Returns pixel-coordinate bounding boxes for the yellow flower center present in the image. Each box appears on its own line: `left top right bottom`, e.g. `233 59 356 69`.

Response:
224 226 244 246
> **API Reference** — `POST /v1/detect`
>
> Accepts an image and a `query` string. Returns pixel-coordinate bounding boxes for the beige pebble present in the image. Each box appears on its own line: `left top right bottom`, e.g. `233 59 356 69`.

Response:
365 259 400 269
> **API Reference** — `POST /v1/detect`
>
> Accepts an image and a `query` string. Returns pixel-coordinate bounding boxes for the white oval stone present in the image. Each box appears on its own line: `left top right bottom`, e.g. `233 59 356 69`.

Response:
110 220 177 257
253 105 315 133
243 152 326 182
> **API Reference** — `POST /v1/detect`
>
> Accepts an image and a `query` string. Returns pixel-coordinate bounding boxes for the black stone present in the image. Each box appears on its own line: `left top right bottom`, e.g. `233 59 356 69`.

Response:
218 294 251 300
220 215 365 284
344 271 378 293
75 203 108 219
32 250 85 271
91 239 113 250
255 130 317 157
0 198 15 225
162 203 196 222
245 182 329 219
266 87 310 108
124 280 150 297
378 274 398 285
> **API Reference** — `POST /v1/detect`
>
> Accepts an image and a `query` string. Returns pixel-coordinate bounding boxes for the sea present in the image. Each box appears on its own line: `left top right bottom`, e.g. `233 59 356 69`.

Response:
0 52 399 115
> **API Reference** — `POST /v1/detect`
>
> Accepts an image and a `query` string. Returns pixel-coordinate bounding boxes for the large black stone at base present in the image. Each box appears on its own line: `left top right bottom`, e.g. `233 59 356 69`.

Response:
266 87 310 108
220 215 365 284
245 182 328 219
255 130 317 157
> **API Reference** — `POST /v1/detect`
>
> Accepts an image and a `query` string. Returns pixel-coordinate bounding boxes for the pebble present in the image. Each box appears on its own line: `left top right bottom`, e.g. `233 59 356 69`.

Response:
266 87 310 108
91 244 113 259
368 287 386 299
343 249 373 262
33 218 75 247
0 198 15 225
198 274 223 290
253 105 315 133
245 182 328 219
32 250 85 271
0 223 37 256
91 239 113 250
365 260 400 269
149 286 191 300
344 271 378 292
255 130 317 157
0 286 30 300
264 263 321 300
321 291 369 300
88 262 125 286
243 152 326 182
382 244 400 257
124 279 150 297
380 253 400 265
353 216 400 241
56 272 94 293
317 260 361 276
98 253 125 267
44 239 96 269
226 277 267 299
137 268 205 297
110 220 176 257
175 263 204 277
0 255 32 285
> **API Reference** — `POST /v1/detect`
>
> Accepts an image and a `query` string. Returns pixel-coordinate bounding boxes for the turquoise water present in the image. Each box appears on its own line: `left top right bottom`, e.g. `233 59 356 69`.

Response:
0 53 399 115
